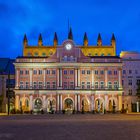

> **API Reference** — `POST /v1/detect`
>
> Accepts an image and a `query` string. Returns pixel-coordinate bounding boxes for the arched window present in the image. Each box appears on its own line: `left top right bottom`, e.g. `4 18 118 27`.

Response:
108 81 112 89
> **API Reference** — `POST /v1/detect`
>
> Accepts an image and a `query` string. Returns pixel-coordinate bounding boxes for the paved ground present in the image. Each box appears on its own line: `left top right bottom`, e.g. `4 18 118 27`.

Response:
0 114 140 140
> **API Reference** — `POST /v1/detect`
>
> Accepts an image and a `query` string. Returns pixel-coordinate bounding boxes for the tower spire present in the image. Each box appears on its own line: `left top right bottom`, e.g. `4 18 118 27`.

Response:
23 34 28 46
38 33 43 46
97 33 102 46
111 33 116 41
68 27 73 40
54 32 58 46
83 32 88 46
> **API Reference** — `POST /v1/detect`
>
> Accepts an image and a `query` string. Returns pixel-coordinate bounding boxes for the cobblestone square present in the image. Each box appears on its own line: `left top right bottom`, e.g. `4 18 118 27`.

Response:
0 114 140 140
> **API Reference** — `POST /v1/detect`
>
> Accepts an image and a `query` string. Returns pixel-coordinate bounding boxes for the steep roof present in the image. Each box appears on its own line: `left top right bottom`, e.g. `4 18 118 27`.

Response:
0 58 15 75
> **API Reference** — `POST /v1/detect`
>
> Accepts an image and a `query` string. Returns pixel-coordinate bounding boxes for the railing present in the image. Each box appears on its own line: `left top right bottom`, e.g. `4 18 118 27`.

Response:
16 86 121 90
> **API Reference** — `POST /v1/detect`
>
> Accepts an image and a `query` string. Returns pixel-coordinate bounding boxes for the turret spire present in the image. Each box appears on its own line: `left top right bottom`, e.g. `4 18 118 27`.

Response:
83 32 88 46
111 33 116 41
54 32 58 46
97 33 102 46
68 27 73 40
23 34 28 46
38 33 43 46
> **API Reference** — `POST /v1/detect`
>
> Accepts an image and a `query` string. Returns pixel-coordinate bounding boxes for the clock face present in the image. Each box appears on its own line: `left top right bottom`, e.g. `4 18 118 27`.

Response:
65 43 72 50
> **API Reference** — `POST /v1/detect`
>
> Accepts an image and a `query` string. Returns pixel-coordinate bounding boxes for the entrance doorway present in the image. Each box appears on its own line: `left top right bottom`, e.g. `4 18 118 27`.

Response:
34 98 42 110
64 98 73 110
82 99 90 112
95 99 104 113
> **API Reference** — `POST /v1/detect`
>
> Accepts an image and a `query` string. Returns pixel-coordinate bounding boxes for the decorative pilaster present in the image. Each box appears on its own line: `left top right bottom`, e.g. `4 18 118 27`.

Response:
92 69 94 89
118 68 122 89
43 69 46 88
57 94 59 111
78 94 80 111
136 102 139 112
78 69 80 87
75 69 77 87
29 95 33 111
75 94 77 111
57 69 59 87
105 95 108 111
60 69 62 88
91 94 94 111
29 69 33 88
15 95 19 110
42 95 46 109
60 94 62 111
118 95 122 111
15 69 19 89
105 68 108 88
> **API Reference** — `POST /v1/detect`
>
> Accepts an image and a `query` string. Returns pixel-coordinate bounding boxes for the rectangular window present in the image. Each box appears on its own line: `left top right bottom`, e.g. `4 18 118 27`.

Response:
123 70 126 75
100 81 104 89
46 70 50 74
52 70 56 75
87 70 91 75
20 82 24 89
38 81 43 88
95 70 98 75
33 82 37 89
129 70 132 74
39 70 42 75
63 82 67 89
82 82 85 89
33 70 37 75
95 82 98 89
20 70 23 75
47 82 50 89
52 82 56 89
122 80 124 86
25 70 29 75
100 70 104 75
108 81 112 89
70 82 74 89
82 70 85 74
128 80 132 85
64 70 67 75
108 70 112 75
114 70 117 75
70 70 74 75
87 82 90 89
114 81 118 89
25 82 29 89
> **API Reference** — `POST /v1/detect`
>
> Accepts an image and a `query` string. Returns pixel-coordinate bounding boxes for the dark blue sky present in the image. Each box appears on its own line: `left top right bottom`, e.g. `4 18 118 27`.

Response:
0 0 140 58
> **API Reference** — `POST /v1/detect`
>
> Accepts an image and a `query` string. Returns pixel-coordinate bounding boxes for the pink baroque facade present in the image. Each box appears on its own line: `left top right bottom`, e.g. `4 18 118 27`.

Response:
14 39 123 113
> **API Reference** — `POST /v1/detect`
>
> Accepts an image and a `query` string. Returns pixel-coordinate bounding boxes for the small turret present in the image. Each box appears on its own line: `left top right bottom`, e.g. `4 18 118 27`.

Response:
111 33 116 45
83 32 88 46
97 33 102 46
23 34 28 46
68 27 73 40
54 32 58 46
111 33 116 55
38 33 43 46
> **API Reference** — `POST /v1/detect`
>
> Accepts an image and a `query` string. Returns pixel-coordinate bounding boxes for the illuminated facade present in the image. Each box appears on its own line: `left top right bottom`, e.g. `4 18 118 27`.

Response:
120 51 140 112
14 30 123 113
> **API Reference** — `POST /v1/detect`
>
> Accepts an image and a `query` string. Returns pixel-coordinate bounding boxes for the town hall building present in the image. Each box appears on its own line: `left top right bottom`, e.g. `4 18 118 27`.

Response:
14 29 123 113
